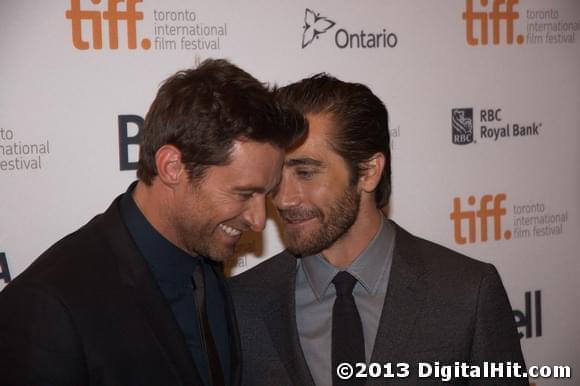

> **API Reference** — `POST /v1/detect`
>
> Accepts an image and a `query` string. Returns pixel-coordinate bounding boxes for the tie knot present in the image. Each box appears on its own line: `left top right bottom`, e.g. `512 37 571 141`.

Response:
332 271 358 296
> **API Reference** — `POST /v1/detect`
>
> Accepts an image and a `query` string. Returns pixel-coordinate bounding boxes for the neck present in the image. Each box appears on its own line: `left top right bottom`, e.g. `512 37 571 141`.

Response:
321 198 383 269
132 180 181 248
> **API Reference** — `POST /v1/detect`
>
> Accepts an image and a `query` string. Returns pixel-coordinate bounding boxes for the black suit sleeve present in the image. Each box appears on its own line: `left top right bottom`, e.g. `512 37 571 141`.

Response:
0 286 87 386
469 264 528 385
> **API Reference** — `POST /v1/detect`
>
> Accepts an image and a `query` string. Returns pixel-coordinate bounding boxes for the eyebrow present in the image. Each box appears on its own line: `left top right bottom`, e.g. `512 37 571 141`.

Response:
285 157 324 167
233 186 267 194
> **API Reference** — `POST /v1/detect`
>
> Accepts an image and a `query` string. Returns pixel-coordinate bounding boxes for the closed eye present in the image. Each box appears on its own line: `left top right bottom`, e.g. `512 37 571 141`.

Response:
233 185 267 201
295 169 318 179
236 192 254 201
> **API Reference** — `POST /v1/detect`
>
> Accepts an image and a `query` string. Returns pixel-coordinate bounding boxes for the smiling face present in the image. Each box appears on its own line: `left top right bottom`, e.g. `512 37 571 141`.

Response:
272 113 361 257
171 140 284 262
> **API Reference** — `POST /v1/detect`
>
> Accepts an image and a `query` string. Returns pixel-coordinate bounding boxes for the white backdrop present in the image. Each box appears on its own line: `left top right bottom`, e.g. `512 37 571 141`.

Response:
1 1 579 384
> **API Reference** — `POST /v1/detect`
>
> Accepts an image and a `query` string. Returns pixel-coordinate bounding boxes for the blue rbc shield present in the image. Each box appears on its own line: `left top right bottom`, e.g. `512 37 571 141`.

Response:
452 108 474 145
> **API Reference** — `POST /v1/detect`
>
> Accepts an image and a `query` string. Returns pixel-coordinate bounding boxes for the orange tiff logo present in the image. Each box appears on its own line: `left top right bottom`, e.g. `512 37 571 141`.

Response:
450 193 512 245
65 0 151 50
462 0 524 45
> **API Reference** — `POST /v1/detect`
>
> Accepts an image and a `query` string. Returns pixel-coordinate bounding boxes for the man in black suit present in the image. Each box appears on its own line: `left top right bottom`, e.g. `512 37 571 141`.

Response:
230 74 527 385
0 59 305 386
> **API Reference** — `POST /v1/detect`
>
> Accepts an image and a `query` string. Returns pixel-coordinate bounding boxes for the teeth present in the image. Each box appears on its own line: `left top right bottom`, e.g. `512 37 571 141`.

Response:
219 224 241 237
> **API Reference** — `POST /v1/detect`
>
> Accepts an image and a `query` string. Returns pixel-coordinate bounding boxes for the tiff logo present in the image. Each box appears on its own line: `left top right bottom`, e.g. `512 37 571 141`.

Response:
450 193 512 245
0 252 12 285
65 0 151 50
462 0 524 45
513 290 542 339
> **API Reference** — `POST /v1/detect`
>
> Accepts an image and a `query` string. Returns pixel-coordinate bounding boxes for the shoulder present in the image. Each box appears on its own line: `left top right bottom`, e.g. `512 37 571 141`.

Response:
391 222 516 330
229 250 296 286
2 199 122 297
228 250 296 294
391 221 499 290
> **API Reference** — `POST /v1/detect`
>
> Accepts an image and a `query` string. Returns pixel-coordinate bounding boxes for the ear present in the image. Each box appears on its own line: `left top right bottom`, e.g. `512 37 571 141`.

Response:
154 144 185 186
358 152 385 193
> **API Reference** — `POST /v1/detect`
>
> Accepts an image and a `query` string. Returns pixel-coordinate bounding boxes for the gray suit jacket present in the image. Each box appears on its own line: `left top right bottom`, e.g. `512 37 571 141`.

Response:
229 222 527 385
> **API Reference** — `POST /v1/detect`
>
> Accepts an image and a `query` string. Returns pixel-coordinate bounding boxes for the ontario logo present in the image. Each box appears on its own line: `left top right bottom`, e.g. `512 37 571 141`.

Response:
302 9 335 48
65 0 150 50
301 8 398 49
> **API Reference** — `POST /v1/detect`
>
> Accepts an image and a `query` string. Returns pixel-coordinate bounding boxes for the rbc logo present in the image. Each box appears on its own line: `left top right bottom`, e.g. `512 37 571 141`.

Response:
451 108 474 145
450 193 512 245
65 0 150 50
462 0 524 46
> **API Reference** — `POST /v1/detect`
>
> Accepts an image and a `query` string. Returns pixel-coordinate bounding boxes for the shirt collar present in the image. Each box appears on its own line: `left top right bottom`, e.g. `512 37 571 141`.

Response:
300 215 395 300
120 182 199 300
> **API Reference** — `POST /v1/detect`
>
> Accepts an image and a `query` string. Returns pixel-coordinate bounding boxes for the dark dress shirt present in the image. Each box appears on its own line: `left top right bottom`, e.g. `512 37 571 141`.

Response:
120 184 230 386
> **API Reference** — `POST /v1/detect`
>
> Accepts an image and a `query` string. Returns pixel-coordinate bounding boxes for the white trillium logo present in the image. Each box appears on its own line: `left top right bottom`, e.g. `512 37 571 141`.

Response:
302 8 335 48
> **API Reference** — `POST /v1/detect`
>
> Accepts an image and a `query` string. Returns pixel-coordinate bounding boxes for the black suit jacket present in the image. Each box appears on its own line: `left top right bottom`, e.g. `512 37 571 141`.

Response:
229 221 527 385
0 195 241 386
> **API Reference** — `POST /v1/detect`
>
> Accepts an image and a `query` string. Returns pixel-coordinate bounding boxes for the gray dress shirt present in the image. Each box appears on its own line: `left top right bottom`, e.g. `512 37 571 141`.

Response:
295 216 396 386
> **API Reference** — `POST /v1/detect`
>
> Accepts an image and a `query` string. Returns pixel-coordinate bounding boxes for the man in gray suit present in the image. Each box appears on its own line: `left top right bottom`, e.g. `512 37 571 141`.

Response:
229 74 527 385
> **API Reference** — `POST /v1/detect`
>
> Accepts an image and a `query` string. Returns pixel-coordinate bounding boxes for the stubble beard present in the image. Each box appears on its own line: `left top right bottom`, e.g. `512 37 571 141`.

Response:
173 211 233 263
282 185 361 257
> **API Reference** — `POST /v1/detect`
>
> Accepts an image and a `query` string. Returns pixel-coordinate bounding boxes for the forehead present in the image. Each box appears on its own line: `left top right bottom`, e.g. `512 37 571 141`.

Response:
286 112 336 158
203 140 283 186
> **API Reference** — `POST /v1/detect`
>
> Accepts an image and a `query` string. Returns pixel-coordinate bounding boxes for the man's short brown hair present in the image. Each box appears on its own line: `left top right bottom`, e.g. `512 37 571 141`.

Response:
138 58 306 184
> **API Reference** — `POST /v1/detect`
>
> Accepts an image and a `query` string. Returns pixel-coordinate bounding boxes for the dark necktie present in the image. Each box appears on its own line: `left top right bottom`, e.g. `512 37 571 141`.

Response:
192 262 225 386
332 271 365 386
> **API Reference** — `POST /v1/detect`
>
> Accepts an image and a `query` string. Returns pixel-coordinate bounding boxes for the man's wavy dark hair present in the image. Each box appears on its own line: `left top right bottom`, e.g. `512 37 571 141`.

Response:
275 74 391 208
137 58 307 184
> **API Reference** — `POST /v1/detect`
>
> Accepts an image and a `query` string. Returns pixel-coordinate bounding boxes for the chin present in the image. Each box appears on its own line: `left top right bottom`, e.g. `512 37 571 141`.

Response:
286 239 320 257
205 253 231 263
206 246 237 263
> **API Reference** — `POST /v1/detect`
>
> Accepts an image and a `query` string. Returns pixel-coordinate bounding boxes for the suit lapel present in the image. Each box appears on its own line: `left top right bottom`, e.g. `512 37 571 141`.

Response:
370 223 428 365
132 278 202 385
99 196 203 386
212 264 242 386
262 253 316 386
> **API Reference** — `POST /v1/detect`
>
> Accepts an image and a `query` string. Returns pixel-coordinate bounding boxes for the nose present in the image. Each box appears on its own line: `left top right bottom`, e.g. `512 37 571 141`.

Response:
243 196 267 232
272 175 300 211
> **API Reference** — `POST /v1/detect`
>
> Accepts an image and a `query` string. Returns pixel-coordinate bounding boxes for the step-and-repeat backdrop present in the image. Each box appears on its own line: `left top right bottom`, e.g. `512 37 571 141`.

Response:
1 1 579 384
